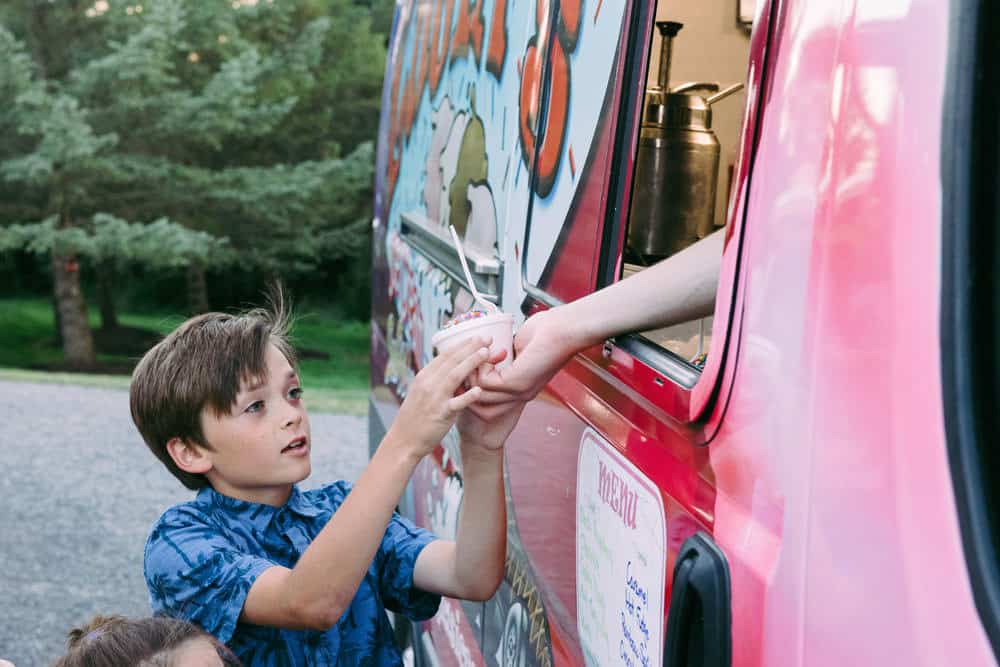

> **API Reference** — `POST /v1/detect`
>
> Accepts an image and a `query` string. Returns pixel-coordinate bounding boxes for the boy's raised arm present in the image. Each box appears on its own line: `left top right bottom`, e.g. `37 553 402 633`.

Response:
411 397 523 601
240 337 491 631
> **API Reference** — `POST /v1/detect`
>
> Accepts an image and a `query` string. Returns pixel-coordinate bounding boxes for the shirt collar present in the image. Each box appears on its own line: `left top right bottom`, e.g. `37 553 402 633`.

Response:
196 485 324 531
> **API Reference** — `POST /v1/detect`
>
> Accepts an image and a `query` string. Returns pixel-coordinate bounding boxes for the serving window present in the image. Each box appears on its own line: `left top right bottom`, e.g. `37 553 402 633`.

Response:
511 0 775 420
617 1 753 369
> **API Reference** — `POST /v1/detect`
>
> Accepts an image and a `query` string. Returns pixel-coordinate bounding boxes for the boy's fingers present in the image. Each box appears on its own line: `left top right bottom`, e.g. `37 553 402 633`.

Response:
427 337 484 377
476 363 519 391
467 401 517 421
447 385 482 413
474 387 516 404
439 336 490 365
474 375 534 402
472 362 494 387
447 346 490 387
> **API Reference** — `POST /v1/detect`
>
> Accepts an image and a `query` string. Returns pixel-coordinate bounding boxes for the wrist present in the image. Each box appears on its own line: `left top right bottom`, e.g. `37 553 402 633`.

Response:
547 302 602 350
380 426 426 467
459 437 505 461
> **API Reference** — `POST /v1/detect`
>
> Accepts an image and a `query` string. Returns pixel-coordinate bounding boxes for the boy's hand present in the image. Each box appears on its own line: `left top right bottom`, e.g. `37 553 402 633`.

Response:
457 398 526 452
389 337 491 458
470 308 577 420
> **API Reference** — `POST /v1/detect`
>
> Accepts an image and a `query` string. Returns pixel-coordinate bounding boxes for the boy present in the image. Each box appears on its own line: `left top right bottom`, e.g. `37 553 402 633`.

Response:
130 303 522 665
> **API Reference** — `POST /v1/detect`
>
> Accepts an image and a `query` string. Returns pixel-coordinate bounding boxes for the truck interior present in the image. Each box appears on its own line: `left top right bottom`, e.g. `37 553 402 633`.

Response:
620 1 754 367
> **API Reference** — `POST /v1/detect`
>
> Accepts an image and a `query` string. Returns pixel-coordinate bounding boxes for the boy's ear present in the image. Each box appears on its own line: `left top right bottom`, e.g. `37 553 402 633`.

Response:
166 437 213 475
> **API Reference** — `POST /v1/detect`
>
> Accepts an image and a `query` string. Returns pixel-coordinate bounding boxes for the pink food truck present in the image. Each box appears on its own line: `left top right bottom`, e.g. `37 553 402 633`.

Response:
368 0 1000 664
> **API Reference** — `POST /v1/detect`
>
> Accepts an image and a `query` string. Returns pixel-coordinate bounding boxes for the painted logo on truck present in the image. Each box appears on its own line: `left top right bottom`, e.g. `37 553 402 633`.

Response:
380 0 627 373
377 4 629 665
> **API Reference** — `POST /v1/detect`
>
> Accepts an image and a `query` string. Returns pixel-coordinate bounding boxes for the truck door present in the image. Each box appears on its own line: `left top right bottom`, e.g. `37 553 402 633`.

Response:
369 0 554 663
494 0 780 665
475 1 639 665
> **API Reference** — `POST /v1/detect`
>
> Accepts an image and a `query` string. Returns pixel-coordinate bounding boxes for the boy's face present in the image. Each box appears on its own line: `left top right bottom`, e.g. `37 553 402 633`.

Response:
199 343 311 506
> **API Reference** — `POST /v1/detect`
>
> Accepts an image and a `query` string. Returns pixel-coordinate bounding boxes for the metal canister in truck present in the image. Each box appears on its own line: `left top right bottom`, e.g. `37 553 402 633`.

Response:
368 0 1000 665
628 21 743 264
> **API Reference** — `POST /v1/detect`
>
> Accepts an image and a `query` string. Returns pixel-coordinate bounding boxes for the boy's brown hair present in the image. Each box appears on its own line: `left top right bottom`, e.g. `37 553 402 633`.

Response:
130 300 296 490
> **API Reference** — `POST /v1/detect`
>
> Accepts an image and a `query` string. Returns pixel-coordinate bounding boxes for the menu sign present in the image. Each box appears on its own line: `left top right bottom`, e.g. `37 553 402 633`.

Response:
576 429 666 667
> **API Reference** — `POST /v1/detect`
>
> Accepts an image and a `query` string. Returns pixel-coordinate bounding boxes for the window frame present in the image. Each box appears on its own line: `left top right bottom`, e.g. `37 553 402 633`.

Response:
940 0 1000 658
516 0 780 426
399 210 502 305
590 0 780 425
518 0 646 309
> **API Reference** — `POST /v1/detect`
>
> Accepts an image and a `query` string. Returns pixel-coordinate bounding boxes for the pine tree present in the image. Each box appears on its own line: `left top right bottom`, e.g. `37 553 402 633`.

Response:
0 0 385 367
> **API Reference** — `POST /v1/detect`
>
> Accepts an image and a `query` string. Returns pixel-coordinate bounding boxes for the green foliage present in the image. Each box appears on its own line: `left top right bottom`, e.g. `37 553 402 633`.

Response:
0 298 69 369
0 297 369 414
366 0 397 36
1 87 118 188
0 214 234 270
0 29 36 136
0 0 389 320
200 140 373 274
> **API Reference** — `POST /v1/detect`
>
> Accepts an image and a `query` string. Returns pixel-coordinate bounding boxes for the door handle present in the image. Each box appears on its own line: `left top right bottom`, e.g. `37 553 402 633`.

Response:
663 531 732 667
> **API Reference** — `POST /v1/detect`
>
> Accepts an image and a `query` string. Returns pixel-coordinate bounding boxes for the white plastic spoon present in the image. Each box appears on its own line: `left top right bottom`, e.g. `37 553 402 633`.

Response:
449 224 498 314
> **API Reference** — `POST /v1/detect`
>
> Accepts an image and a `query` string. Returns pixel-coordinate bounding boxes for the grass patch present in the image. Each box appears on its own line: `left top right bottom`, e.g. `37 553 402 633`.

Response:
0 298 370 415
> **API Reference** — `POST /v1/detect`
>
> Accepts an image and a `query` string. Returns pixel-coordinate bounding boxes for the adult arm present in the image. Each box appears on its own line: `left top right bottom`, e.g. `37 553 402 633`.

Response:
475 228 724 410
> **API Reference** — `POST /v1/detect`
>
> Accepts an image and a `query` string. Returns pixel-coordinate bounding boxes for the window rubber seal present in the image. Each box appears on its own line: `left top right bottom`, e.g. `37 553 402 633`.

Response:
939 0 1000 660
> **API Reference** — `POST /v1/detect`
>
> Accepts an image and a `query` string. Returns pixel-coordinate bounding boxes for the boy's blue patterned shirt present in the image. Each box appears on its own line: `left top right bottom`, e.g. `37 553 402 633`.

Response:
144 480 440 666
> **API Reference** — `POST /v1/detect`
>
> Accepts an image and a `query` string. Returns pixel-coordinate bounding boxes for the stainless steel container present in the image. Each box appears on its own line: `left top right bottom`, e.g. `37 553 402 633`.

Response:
627 22 743 263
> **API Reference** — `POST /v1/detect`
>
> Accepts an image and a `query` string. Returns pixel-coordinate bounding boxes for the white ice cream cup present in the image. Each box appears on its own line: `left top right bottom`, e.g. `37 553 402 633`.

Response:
431 311 514 372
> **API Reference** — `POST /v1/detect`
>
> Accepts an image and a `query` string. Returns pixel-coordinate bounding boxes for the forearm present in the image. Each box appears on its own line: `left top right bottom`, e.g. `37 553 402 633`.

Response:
451 444 506 599
558 228 724 348
286 428 421 623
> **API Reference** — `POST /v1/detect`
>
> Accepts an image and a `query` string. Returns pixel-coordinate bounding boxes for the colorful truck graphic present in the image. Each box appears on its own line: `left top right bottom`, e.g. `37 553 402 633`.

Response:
370 0 1000 665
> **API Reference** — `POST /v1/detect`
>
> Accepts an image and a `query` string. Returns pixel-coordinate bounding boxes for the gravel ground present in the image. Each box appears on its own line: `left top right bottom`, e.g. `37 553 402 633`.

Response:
0 380 369 666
